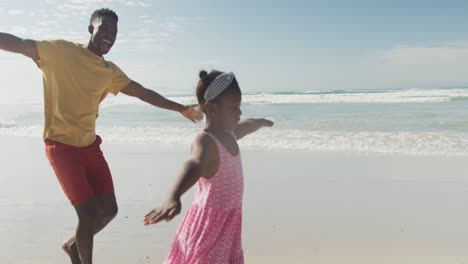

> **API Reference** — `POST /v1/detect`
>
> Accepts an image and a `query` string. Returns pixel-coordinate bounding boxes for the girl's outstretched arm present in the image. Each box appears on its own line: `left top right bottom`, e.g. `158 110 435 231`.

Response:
234 118 274 140
144 132 218 225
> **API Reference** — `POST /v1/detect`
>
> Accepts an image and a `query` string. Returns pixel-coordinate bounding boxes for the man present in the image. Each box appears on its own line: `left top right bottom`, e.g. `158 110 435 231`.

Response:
0 8 202 264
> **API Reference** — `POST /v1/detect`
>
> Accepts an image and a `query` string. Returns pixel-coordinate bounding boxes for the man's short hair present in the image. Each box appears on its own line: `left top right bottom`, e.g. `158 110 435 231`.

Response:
90 8 118 24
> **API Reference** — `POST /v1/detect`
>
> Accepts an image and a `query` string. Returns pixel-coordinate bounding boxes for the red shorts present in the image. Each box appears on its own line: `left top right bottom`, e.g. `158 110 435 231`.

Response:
45 136 114 205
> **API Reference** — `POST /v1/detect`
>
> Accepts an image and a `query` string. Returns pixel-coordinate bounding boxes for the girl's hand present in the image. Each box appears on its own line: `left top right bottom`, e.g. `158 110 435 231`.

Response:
260 118 274 127
144 198 181 225
234 118 274 140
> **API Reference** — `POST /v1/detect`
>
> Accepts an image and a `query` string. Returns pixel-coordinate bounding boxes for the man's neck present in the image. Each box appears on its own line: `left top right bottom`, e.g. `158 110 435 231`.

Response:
86 41 102 57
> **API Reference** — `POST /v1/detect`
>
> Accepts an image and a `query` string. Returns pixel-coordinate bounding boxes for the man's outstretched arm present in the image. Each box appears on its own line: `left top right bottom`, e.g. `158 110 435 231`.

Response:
0 33 39 60
120 80 203 123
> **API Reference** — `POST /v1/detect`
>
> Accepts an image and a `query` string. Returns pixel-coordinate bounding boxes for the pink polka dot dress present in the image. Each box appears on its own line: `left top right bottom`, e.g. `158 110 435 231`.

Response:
165 132 244 264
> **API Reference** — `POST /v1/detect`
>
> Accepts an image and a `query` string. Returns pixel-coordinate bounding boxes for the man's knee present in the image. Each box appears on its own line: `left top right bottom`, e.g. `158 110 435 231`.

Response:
103 204 118 219
95 193 118 219
75 200 98 222
96 200 118 221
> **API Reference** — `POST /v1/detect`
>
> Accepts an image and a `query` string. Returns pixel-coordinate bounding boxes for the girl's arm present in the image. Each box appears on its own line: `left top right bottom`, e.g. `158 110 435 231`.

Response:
234 118 274 140
144 133 218 225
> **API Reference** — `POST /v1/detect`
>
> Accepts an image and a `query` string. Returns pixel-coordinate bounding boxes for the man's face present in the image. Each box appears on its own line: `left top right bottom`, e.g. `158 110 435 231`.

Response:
89 16 118 55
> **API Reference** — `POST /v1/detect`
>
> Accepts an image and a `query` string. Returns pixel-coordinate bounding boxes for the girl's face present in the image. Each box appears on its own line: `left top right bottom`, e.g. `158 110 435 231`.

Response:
210 89 242 131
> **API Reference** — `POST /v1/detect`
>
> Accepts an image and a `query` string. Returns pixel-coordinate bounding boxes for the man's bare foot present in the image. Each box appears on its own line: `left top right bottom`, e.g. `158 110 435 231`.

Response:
62 238 81 264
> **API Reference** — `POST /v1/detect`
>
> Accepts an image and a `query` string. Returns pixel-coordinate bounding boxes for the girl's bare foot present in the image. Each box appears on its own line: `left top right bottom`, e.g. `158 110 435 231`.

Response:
62 238 81 264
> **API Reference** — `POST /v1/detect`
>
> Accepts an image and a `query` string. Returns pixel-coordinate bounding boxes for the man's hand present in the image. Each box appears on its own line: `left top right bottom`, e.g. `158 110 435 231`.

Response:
181 104 203 123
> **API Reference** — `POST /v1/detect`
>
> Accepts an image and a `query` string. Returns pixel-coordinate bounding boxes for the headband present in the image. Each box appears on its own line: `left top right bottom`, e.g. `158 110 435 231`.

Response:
203 72 235 101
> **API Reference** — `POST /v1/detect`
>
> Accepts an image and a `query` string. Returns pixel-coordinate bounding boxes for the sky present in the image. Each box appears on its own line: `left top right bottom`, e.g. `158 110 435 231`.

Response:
1 0 468 100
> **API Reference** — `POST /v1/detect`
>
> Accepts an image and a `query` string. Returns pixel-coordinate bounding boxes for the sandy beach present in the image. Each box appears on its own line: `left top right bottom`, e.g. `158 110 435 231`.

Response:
1 135 467 264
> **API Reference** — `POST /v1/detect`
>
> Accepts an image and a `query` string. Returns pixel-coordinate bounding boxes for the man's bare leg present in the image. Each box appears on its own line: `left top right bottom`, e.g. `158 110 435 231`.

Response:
74 197 97 264
62 237 81 264
64 193 118 264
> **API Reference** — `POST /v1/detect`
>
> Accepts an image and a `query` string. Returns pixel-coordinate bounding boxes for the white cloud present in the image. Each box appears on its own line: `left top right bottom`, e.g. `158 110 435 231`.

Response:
114 60 193 94
70 0 103 3
8 9 25 15
381 43 468 68
160 20 179 31
116 16 200 52
46 0 145 14
52 12 71 18
138 1 151 7
303 42 468 90
197 60 225 69
7 2 180 52
117 29 170 52
138 15 153 24
55 3 94 12
351 42 468 89
0 57 43 99
10 26 28 35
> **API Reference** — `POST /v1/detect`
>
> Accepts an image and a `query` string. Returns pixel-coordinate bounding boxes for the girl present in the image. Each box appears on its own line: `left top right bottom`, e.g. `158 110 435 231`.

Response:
144 70 273 263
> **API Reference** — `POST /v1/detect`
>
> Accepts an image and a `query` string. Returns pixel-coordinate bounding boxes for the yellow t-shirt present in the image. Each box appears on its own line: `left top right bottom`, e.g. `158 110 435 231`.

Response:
35 40 131 147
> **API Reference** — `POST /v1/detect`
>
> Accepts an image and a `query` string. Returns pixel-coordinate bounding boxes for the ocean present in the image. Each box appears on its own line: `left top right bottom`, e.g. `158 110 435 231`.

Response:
0 87 468 156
